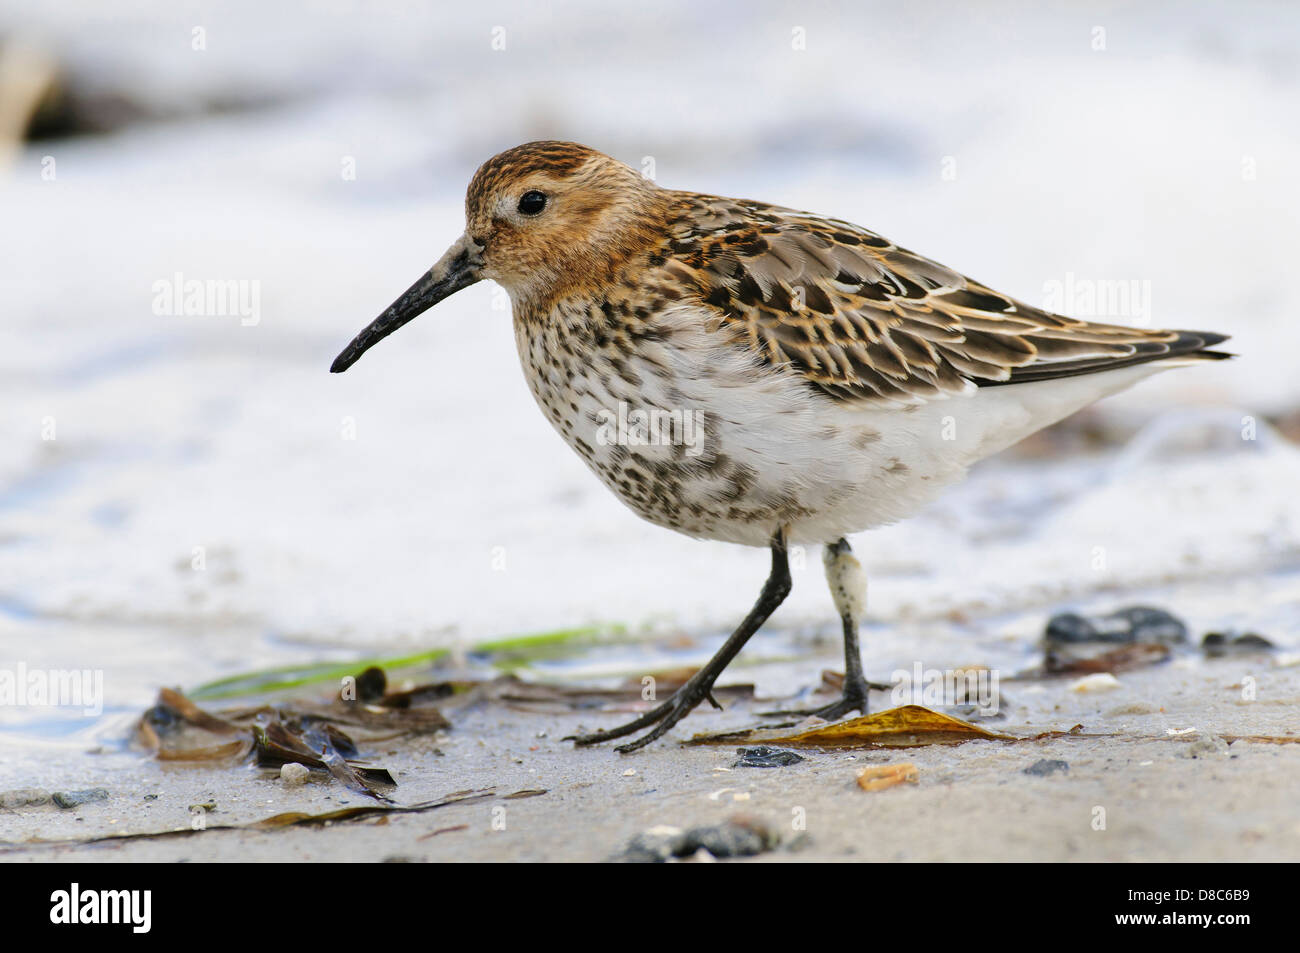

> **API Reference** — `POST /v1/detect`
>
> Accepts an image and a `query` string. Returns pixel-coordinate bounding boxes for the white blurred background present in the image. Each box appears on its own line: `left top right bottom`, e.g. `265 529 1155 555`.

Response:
1 1 1297 734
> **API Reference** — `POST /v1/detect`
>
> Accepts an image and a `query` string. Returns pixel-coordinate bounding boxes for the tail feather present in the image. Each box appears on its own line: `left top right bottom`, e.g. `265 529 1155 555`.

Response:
979 330 1233 387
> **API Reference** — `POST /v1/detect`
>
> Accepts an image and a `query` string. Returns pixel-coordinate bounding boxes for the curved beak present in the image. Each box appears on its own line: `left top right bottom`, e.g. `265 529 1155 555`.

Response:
330 234 484 373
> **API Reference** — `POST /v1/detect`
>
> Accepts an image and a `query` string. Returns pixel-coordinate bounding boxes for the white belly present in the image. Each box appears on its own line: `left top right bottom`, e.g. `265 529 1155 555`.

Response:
517 304 1169 547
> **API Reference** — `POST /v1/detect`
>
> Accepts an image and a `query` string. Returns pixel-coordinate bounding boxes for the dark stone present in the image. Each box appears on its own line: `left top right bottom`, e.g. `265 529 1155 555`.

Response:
355 666 387 702
733 746 805 768
1202 631 1275 657
1046 606 1187 645
615 816 778 862
1044 612 1096 643
1024 759 1069 777
52 788 110 809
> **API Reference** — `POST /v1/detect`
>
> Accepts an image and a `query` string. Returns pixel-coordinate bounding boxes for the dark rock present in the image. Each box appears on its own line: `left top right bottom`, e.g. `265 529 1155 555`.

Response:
1024 759 1069 777
683 816 776 858
1046 606 1187 645
52 788 110 809
615 815 778 862
1044 613 1095 643
1202 631 1275 658
355 666 387 702
733 745 805 768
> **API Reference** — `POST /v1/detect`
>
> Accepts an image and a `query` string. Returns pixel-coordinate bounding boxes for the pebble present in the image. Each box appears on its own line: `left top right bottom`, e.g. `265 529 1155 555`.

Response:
1275 651 1300 668
52 788 110 809
1024 759 1069 777
1202 632 1275 657
1046 606 1187 645
0 788 52 809
615 815 777 862
1180 734 1230 759
1069 673 1121 693
280 763 310 785
732 746 805 768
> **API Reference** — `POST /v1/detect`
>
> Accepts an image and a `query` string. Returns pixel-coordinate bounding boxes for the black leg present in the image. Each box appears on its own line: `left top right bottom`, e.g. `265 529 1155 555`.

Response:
566 527 792 752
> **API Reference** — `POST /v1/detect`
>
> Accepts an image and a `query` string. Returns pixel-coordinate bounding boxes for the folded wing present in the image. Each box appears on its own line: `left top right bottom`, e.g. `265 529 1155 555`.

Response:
665 192 1229 405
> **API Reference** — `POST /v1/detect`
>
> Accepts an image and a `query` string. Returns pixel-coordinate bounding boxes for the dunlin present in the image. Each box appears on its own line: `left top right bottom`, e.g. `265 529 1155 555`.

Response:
331 141 1230 751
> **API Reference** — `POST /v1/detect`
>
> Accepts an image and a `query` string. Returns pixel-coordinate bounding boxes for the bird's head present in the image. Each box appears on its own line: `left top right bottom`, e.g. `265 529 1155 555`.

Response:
331 141 660 373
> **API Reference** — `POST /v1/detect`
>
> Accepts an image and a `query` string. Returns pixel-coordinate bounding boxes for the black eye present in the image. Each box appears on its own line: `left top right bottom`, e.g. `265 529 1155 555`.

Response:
517 190 547 215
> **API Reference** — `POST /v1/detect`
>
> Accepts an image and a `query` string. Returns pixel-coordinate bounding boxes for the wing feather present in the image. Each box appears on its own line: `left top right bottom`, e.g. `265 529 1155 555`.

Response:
664 191 1230 405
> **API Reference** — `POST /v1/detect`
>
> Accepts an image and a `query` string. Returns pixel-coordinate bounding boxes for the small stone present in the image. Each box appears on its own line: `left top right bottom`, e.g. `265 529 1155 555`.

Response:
280 763 310 785
0 788 52 809
1024 759 1069 777
1047 606 1187 645
1113 606 1188 645
52 788 109 809
680 815 776 859
354 666 387 702
1202 631 1275 658
1069 673 1121 693
732 745 805 768
1180 734 1230 759
614 816 777 863
616 828 684 863
1044 612 1095 643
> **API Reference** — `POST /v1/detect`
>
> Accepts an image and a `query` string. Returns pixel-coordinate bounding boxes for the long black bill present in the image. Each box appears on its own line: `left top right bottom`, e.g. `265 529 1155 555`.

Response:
330 235 483 373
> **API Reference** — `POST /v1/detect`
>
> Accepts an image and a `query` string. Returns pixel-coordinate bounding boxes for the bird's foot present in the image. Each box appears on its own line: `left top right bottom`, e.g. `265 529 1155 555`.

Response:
761 676 872 722
565 671 721 753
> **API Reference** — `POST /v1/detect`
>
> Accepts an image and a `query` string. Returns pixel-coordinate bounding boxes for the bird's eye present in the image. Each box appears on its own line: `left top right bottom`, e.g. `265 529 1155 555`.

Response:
517 190 547 215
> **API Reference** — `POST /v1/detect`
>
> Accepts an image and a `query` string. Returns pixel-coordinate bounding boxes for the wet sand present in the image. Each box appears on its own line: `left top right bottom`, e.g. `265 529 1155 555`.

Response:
3 621 1298 864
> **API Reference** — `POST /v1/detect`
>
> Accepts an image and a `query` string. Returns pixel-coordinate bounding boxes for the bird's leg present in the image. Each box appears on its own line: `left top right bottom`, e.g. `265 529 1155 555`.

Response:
767 537 871 720
566 527 792 753
819 537 872 717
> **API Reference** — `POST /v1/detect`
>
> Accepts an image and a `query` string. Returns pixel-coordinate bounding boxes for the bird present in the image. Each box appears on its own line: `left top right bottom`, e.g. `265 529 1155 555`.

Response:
330 140 1231 752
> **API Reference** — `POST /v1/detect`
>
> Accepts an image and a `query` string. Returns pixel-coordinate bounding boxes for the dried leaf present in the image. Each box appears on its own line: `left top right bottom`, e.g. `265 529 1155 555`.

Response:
690 705 1016 748
156 687 241 734
252 720 395 802
154 739 251 762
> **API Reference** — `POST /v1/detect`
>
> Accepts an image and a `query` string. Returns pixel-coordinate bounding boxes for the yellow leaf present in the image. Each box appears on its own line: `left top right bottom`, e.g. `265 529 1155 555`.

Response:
691 705 1015 748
